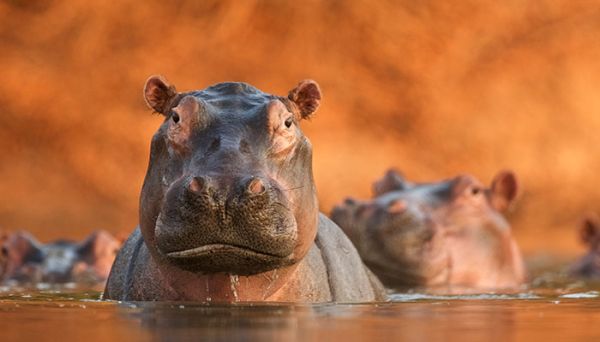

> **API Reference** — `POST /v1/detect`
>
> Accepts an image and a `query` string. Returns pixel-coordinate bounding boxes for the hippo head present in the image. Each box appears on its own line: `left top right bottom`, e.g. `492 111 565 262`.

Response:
332 169 525 290
140 76 321 276
1 230 120 284
331 196 447 286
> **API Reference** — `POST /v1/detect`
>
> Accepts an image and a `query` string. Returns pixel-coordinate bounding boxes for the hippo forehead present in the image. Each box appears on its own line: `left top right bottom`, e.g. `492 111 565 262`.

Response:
37 242 78 261
47 240 76 248
187 82 280 120
377 180 455 207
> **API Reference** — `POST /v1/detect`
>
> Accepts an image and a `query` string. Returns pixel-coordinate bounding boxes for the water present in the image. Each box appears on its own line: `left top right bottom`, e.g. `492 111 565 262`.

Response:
1 261 600 341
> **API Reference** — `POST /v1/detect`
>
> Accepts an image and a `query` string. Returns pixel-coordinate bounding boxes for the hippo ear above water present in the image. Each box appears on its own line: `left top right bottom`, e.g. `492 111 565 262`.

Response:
372 169 408 197
4 231 42 261
76 230 120 261
144 75 178 115
490 170 519 211
288 80 322 119
580 214 600 246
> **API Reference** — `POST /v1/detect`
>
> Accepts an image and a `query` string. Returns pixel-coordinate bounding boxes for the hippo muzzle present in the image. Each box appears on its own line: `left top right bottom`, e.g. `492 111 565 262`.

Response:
155 173 298 275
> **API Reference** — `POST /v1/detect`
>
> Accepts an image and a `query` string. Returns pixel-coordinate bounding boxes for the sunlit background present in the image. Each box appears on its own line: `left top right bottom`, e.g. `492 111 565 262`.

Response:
1 0 599 259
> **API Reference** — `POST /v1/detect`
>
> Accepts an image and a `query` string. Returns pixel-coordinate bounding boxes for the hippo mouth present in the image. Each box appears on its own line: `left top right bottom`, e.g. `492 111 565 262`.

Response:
166 243 286 259
162 242 295 275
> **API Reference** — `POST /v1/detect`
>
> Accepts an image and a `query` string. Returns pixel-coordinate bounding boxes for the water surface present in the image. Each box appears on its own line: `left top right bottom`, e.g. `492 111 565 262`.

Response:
1 261 599 341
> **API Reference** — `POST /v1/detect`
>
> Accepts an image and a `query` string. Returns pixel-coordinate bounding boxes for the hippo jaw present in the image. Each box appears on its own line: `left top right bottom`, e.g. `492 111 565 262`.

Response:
155 223 298 275
163 243 296 275
153 174 299 275
154 214 299 275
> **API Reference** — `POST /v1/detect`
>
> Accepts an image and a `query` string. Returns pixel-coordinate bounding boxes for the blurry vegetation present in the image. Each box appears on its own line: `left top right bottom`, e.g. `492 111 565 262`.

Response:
0 0 599 255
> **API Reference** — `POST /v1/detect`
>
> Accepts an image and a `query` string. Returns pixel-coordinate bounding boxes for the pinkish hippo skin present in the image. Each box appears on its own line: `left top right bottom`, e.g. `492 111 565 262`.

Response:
1 230 121 285
103 76 385 302
331 169 526 293
569 214 600 279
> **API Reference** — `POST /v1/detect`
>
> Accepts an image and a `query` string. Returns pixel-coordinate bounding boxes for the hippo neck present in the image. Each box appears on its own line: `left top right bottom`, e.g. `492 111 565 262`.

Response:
162 268 299 302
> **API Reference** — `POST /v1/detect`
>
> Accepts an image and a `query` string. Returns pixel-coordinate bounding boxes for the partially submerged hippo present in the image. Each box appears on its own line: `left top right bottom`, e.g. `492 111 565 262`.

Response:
104 76 384 302
569 214 600 279
1 230 120 285
331 169 526 292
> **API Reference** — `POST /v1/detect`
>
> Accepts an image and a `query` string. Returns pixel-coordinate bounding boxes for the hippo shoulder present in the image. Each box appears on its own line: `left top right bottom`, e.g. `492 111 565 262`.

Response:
315 213 387 302
103 227 144 300
103 227 176 301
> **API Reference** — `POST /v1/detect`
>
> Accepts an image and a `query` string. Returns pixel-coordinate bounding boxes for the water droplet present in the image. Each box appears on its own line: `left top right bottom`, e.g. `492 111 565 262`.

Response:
230 274 239 301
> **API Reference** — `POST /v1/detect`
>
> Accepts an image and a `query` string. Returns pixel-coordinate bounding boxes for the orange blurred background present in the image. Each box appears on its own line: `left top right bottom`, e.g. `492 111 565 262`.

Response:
0 0 599 258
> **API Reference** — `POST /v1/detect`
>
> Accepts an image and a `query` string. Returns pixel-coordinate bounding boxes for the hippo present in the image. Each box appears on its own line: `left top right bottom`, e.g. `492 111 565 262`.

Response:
1 230 121 285
103 76 385 302
569 214 600 279
0 231 7 279
331 169 526 292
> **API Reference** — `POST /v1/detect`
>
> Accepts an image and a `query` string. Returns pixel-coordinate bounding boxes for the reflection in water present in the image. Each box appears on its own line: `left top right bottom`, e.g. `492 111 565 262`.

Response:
126 301 518 341
131 303 305 341
2 266 600 341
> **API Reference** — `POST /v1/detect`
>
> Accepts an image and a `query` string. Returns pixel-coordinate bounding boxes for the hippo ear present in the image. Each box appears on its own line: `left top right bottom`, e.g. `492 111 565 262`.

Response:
144 75 178 115
4 231 42 261
288 80 322 119
580 214 600 246
490 170 519 211
77 230 120 262
0 231 9 265
372 169 408 197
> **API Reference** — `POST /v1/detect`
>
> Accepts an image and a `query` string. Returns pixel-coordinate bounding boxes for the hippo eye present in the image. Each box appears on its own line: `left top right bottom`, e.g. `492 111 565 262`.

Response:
284 117 293 128
471 187 481 195
171 112 180 124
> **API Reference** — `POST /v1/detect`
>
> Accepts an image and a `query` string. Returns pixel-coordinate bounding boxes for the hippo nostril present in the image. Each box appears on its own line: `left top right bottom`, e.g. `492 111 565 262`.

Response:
247 178 266 195
387 199 407 214
189 176 208 194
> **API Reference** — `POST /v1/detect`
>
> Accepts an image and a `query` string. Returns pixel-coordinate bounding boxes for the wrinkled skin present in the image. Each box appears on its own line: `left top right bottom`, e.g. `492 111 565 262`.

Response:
104 76 384 302
570 214 600 279
1 230 121 285
331 169 526 292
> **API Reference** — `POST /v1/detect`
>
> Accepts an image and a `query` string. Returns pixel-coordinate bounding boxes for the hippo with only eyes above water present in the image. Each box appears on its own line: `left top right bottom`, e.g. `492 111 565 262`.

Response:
331 169 526 292
1 230 121 285
103 76 385 302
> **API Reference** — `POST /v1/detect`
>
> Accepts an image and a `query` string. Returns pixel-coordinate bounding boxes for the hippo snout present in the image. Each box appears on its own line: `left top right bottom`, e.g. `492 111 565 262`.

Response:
155 174 298 275
186 175 268 200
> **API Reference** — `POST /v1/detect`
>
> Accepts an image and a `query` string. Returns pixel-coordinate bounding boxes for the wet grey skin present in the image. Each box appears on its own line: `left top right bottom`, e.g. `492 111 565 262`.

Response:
103 76 385 302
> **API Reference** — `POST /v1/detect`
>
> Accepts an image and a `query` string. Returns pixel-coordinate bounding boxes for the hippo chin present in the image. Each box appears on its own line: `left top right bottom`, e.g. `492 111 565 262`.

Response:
0 230 120 285
103 76 385 302
331 169 526 292
569 214 600 279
